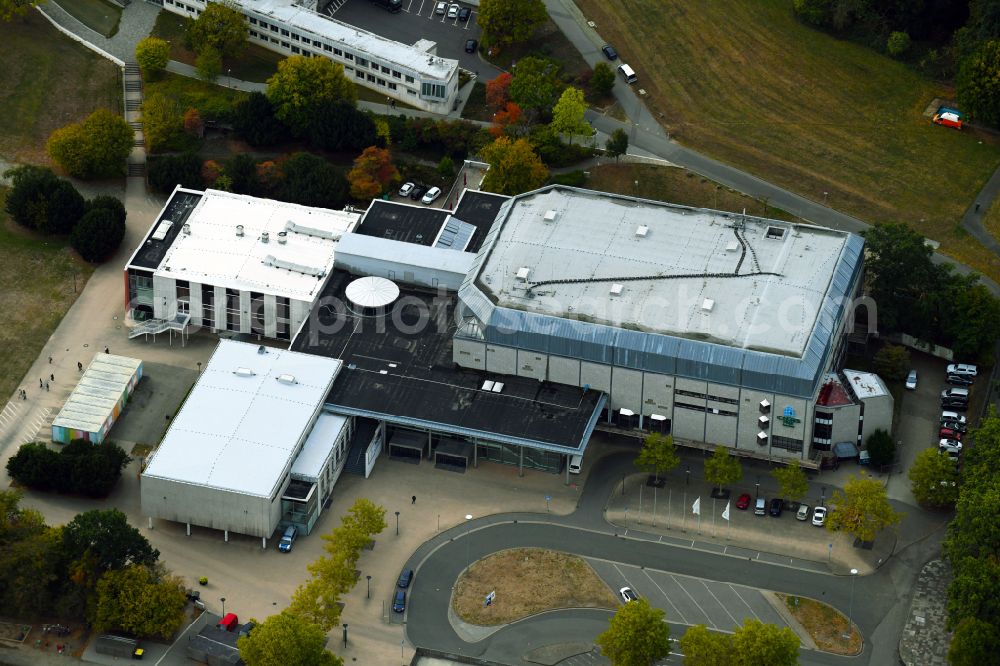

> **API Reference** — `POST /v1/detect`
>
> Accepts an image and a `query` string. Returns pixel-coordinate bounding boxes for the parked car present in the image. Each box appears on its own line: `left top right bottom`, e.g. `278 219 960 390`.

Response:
947 374 974 386
465 39 478 54
941 420 967 433
754 497 766 516
601 44 619 60
939 427 963 441
735 493 751 510
397 569 413 589
905 370 917 390
947 363 978 377
447 3 459 18
811 506 827 527
392 589 407 613
457 6 470 21
277 525 297 553
940 411 967 426
434 1 446 14
238 621 256 638
619 586 638 603
796 504 811 521
398 182 414 198
768 498 784 517
939 439 963 454
421 186 442 204
409 184 428 201
217 613 239 632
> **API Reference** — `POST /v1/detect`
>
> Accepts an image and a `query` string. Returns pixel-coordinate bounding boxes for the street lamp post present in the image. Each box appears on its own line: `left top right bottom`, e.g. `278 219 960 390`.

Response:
821 486 826 506
465 514 473 568
395 511 400 536
342 623 348 649
221 597 226 616
846 568 859 641
366 575 371 599
755 476 760 500
686 466 690 486
227 68 232 87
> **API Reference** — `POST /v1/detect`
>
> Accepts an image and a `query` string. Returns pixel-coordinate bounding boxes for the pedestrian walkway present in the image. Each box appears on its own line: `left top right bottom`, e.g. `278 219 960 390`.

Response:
38 0 159 63
959 164 1000 255
124 61 147 178
898 559 952 666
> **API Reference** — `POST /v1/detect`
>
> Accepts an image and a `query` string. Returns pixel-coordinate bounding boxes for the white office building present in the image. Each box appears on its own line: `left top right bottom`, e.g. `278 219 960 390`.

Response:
162 0 460 114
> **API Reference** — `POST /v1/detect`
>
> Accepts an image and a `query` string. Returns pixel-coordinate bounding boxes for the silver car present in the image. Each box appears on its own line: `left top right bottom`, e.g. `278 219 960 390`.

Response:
905 370 917 390
447 3 460 18
811 506 827 527
435 1 446 14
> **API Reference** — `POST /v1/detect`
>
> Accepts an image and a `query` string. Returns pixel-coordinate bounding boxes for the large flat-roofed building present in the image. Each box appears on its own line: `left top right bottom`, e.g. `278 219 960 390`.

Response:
456 187 869 461
141 341 350 543
124 187 359 342
163 0 459 114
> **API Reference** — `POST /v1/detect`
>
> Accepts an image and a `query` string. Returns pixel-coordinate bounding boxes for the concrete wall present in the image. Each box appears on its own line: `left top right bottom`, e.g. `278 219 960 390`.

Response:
830 403 862 445
860 393 893 444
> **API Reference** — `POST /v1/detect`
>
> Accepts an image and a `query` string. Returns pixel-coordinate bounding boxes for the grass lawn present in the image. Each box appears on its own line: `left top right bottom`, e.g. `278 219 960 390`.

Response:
984 194 1000 245
452 548 615 625
484 16 591 81
779 593 862 655
144 72 248 121
574 0 1000 282
0 188 93 402
55 0 122 38
583 163 802 222
462 81 490 122
0 11 121 164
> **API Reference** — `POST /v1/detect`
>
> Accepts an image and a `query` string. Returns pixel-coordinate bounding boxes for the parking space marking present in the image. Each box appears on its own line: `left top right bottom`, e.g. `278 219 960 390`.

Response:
727 583 763 622
701 581 741 627
641 569 689 625
671 575 718 628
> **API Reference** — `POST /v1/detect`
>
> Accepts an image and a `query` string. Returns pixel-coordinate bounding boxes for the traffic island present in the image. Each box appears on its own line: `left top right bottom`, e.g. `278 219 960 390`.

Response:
776 593 863 655
451 548 616 625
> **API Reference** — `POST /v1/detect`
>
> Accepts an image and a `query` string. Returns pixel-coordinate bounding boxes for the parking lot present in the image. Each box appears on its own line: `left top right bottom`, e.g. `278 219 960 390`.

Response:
587 558 790 632
326 0 502 77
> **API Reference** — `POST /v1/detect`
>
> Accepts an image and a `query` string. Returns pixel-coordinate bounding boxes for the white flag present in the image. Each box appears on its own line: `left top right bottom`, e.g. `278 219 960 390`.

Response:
722 501 730 521
692 497 701 515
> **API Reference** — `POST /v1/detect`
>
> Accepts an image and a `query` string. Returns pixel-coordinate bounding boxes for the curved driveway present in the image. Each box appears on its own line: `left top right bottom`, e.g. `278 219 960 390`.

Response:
403 452 918 666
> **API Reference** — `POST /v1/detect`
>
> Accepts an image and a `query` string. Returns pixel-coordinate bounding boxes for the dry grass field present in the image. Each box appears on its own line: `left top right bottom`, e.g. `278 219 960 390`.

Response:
779 593 862 655
0 11 121 164
574 0 1000 281
452 548 616 625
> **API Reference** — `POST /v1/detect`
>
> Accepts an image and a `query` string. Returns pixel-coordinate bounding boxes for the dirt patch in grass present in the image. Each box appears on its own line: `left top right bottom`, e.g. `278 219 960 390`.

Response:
0 189 93 402
574 0 1000 282
778 593 862 655
584 163 802 222
0 11 121 164
53 0 122 37
452 548 615 626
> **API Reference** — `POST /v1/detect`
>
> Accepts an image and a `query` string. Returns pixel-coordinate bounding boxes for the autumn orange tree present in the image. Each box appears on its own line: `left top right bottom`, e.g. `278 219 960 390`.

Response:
347 146 399 200
486 72 512 112
489 102 523 137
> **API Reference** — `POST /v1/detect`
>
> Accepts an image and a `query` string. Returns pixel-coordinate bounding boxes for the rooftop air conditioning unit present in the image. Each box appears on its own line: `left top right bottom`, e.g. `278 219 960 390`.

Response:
236 225 245 237
610 284 623 295
635 225 649 237
276 374 297 384
543 210 558 223
515 267 531 282
726 241 738 252
261 231 270 243
233 367 255 377
702 298 715 312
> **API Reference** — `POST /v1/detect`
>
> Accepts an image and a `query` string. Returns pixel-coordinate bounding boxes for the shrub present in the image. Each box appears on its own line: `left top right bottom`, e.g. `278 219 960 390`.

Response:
4 166 87 235
88 195 127 227
437 155 455 178
550 170 586 187
47 108 133 179
147 153 204 194
6 440 130 497
232 92 288 146
887 31 911 57
590 63 615 98
141 93 186 153
135 37 170 79
72 208 127 263
865 428 896 467
196 46 222 81
225 154 259 195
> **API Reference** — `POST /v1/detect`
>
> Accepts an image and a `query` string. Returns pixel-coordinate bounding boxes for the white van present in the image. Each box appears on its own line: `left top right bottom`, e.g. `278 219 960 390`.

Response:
568 455 583 474
617 64 637 84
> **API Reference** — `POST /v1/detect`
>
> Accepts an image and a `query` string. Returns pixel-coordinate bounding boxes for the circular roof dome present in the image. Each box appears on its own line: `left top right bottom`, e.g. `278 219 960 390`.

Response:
345 276 400 309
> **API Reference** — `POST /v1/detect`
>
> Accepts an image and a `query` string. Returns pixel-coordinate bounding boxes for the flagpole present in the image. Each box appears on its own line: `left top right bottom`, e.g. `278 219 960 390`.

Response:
668 487 672 528
652 485 657 527
682 491 686 532
639 482 644 524
712 498 716 536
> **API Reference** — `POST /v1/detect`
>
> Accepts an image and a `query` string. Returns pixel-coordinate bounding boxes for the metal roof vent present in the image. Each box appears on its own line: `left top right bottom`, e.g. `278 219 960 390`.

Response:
515 267 531 281
261 231 270 243
276 373 297 385
236 225 245 237
182 223 191 235
610 283 623 295
233 367 255 377
701 298 715 312
543 209 558 222
635 225 649 237
277 231 287 244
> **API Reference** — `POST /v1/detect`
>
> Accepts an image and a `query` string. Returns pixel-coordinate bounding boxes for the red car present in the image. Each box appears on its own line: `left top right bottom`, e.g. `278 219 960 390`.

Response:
939 428 963 441
735 493 752 510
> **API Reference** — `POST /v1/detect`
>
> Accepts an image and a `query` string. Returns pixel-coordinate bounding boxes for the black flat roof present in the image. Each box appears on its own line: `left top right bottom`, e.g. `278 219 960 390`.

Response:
452 190 509 252
128 189 202 270
291 271 603 453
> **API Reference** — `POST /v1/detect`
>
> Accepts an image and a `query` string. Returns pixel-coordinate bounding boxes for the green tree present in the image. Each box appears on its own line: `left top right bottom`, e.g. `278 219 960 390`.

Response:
279 152 349 208
864 429 896 468
141 92 185 153
596 598 671 666
550 87 590 145
308 100 378 152
0 0 43 22
437 155 455 178
944 282 1000 362
480 136 549 195
591 62 616 98
861 223 939 336
635 432 680 484
948 555 1000 628
89 195 127 227
772 460 808 502
238 612 341 666
887 31 911 57
908 448 960 508
135 37 170 78
0 523 62 618
678 624 734 665
949 617 1000 666
267 56 356 136
196 46 222 81
872 344 910 382
72 208 126 263
225 153 260 194
825 473 902 543
232 91 288 146
4 165 86 235
62 509 159 574
703 446 742 492
957 40 1000 126
792 0 830 26
477 0 547 49
147 153 204 193
605 128 629 162
47 108 133 179
5 442 60 491
509 56 562 118
187 0 247 60
731 618 799 666
91 565 187 639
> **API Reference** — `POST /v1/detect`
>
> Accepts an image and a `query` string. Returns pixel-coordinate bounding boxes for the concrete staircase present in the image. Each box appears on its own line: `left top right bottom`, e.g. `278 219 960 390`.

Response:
123 62 146 177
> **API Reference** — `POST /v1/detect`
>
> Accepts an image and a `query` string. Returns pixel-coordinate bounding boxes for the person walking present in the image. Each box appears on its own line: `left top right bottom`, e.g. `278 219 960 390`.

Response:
45 382 49 392
77 362 83 371
104 347 109 354
411 495 416 504
39 378 43 388
50 373 54 382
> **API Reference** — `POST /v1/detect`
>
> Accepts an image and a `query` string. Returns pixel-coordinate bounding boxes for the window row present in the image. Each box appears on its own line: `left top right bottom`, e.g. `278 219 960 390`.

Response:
674 389 738 405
